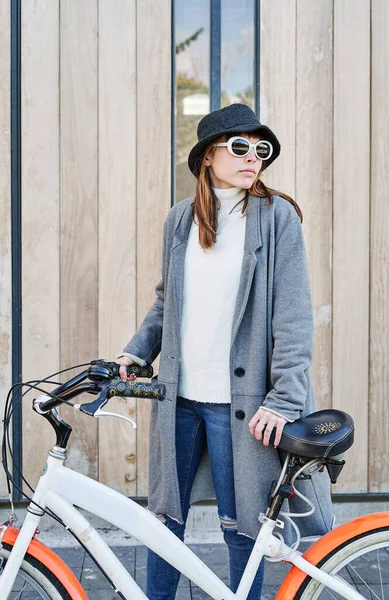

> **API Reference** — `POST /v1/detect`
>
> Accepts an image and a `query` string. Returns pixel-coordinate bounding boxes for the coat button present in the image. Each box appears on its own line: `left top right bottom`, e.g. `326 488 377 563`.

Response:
234 367 245 377
235 410 245 420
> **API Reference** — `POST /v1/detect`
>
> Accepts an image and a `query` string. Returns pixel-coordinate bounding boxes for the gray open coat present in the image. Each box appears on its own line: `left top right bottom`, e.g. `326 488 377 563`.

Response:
124 194 333 540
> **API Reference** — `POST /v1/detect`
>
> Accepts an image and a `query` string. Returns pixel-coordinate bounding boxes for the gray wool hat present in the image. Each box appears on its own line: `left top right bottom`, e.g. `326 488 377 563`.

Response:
188 103 281 177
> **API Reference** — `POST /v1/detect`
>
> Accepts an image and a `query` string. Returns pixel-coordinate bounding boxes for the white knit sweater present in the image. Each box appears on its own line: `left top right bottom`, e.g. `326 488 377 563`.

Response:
177 187 247 403
120 188 287 418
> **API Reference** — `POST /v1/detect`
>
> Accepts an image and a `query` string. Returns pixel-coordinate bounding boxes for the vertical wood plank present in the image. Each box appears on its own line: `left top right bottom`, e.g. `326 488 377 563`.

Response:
0 0 11 496
60 0 98 478
98 0 137 494
333 0 370 493
136 0 172 495
21 0 60 489
260 0 296 198
296 0 333 412
0 0 385 502
370 0 389 492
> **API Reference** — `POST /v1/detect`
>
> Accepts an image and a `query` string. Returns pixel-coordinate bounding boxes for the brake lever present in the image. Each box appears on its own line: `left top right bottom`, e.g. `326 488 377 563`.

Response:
76 384 109 416
75 383 137 429
93 407 137 429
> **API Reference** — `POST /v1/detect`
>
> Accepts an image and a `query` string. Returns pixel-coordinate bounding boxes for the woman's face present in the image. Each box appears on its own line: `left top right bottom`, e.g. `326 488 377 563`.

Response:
204 134 263 189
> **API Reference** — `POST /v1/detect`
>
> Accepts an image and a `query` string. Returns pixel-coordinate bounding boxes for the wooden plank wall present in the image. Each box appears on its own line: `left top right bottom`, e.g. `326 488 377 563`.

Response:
98 0 137 494
18 0 171 497
261 0 334 423
333 0 370 493
261 0 334 415
0 0 388 500
136 0 171 495
21 0 60 490
261 0 387 494
59 0 99 478
370 0 389 492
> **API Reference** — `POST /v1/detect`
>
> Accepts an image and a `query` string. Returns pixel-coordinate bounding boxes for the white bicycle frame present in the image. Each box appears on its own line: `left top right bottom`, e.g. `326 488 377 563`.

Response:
0 445 367 600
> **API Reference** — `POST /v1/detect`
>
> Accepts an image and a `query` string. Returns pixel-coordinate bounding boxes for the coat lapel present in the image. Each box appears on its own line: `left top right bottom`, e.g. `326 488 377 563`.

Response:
170 200 193 322
230 195 263 346
170 195 263 345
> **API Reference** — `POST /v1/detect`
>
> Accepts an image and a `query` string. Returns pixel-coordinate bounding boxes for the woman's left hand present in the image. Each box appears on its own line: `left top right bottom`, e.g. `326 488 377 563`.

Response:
248 408 287 448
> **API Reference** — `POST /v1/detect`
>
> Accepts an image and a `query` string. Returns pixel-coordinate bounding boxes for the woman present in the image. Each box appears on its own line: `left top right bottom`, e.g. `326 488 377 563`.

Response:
116 103 333 599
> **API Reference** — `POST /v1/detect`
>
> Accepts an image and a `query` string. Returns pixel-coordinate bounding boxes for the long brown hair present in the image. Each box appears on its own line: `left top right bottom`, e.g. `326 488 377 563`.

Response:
193 135 302 250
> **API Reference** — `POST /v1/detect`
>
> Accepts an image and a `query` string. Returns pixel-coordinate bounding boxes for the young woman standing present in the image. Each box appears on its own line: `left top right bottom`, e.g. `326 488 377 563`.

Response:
116 103 333 599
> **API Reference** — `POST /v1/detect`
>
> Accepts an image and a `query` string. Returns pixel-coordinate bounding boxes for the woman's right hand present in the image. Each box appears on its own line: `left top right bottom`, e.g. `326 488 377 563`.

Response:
115 356 134 381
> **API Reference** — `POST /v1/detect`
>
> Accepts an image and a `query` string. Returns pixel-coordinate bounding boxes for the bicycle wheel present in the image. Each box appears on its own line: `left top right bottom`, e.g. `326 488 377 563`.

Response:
293 526 389 599
0 542 71 599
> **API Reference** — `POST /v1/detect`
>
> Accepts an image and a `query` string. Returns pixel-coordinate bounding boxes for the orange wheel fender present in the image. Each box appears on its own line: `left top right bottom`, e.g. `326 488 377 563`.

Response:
2 526 88 600
275 512 389 599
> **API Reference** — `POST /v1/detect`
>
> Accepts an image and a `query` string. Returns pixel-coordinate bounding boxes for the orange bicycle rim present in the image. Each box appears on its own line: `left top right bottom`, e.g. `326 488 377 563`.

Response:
3 526 88 599
275 511 389 599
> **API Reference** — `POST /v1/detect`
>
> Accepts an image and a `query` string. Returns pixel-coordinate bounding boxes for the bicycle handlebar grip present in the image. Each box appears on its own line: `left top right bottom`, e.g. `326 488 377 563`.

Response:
89 360 153 380
108 378 165 401
122 364 154 379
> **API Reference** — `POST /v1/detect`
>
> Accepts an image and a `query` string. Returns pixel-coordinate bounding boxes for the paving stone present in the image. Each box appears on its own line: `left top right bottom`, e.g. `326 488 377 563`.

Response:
132 563 146 592
81 563 114 590
188 543 229 567
9 592 43 600
12 535 388 598
46 542 298 598
357 584 389 595
175 587 192 600
188 587 212 599
80 590 122 600
261 585 281 599
111 545 136 570
189 584 280 600
55 545 86 568
82 547 136 575
134 561 190 592
135 543 147 565
263 558 291 585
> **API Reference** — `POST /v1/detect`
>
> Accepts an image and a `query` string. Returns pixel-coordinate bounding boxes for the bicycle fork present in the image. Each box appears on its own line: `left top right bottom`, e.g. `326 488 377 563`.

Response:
0 452 68 599
0 507 44 598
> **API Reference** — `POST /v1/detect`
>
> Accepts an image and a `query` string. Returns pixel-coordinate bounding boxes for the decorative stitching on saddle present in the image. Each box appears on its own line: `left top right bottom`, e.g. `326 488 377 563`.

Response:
313 422 341 435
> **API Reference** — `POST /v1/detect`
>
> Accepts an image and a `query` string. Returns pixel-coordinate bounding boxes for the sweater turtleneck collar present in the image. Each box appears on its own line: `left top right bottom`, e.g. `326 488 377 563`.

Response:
213 187 246 214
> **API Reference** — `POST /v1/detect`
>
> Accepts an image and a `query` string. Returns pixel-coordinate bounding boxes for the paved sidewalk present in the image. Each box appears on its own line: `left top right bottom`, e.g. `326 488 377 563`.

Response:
6 501 389 598
53 543 292 599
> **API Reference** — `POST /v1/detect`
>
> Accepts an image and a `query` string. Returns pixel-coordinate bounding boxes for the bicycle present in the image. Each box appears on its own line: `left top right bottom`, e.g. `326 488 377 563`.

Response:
0 359 388 599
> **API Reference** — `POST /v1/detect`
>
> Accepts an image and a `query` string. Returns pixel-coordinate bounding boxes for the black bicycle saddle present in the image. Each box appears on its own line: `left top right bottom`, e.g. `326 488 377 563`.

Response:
277 409 354 459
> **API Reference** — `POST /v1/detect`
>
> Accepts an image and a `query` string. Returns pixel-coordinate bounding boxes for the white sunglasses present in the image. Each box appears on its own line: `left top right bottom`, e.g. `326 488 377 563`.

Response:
214 136 273 161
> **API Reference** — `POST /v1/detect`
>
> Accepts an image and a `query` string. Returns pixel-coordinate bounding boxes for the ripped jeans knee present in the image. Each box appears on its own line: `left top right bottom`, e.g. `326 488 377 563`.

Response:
220 517 256 552
219 514 238 533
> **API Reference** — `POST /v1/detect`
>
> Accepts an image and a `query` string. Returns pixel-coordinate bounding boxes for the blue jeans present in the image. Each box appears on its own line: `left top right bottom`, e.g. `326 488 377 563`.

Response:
146 396 264 599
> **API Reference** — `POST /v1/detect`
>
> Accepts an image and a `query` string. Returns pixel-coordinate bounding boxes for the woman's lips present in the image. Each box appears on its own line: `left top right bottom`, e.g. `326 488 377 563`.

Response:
239 169 256 175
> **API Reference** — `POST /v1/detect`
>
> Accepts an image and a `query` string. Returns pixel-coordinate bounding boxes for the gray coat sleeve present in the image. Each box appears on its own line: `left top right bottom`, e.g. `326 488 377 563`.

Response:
262 216 314 422
122 218 168 365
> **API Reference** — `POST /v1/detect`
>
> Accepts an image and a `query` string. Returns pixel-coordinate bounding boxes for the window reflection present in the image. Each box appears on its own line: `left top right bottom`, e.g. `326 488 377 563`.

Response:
174 0 255 201
175 0 210 202
221 0 255 109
